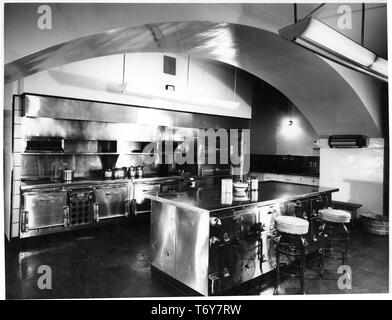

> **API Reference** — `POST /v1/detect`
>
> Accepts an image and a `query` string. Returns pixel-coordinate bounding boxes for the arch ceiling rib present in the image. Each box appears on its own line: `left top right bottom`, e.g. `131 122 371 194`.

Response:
5 21 382 137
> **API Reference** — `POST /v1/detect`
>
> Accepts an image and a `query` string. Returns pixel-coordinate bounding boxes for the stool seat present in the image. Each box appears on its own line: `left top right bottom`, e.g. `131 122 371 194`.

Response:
319 208 351 223
275 216 309 235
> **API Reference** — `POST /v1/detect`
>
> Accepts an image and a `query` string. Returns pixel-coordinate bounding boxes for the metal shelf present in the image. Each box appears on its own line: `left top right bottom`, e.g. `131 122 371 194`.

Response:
21 152 157 156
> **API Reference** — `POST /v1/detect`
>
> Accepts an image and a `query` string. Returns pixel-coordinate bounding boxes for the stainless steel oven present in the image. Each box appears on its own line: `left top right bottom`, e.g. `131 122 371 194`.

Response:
132 183 161 216
93 184 130 221
68 189 94 227
21 189 69 236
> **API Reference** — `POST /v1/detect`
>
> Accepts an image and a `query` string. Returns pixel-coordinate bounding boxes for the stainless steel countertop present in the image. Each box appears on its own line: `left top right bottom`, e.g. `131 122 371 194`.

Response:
145 181 339 213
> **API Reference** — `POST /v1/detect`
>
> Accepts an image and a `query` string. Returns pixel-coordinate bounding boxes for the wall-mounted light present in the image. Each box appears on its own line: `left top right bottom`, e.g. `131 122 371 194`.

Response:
279 17 388 82
280 117 301 139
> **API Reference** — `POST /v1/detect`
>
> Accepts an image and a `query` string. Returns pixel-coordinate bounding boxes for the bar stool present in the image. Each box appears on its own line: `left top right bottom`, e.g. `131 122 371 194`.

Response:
318 208 351 276
273 216 309 295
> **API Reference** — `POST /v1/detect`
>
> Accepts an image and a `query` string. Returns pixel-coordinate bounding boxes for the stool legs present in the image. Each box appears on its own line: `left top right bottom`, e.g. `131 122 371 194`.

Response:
274 249 280 295
319 222 350 276
300 246 306 294
274 235 307 295
320 234 325 276
343 224 349 266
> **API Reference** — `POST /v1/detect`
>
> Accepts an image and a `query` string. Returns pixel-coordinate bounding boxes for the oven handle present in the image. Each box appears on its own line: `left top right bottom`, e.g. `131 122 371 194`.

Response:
27 222 67 231
93 203 99 222
125 199 131 217
21 210 29 233
63 206 70 228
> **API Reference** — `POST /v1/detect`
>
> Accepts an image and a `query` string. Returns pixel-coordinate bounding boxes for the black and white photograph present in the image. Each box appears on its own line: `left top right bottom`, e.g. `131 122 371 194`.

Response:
0 0 390 303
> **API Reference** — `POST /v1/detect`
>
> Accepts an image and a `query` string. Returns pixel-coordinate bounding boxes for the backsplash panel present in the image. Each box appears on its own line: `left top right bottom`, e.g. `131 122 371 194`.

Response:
250 154 319 176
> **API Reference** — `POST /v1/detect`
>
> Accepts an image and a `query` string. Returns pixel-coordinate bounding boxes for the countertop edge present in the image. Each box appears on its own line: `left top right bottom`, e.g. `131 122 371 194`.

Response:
145 186 339 213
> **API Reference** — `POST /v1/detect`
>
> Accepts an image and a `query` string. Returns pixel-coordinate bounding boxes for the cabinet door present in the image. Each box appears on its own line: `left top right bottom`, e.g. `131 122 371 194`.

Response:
150 201 176 278
95 186 128 218
23 191 67 230
175 208 209 295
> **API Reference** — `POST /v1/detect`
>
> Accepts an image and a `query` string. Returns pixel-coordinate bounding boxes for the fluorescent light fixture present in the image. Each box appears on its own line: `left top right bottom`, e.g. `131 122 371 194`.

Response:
118 82 240 110
279 17 388 82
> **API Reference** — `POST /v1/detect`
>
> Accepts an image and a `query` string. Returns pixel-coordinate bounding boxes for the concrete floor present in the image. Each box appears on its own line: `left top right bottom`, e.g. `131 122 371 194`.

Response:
5 220 389 299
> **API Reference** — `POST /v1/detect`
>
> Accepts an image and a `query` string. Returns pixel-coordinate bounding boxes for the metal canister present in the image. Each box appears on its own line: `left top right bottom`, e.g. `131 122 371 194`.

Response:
60 169 74 182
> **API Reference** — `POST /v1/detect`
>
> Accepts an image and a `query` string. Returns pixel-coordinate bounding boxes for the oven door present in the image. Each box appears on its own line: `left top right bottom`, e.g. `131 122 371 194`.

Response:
93 185 130 221
132 183 161 215
21 190 68 233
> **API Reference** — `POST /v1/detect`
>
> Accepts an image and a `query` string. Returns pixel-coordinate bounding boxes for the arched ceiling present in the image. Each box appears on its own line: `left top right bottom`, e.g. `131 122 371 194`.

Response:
4 3 387 137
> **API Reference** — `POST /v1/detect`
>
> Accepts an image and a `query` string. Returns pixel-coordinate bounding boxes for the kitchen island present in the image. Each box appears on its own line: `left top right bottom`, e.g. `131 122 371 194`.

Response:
146 181 338 295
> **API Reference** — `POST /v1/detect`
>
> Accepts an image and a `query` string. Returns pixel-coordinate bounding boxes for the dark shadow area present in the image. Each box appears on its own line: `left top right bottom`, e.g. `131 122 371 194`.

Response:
5 220 388 298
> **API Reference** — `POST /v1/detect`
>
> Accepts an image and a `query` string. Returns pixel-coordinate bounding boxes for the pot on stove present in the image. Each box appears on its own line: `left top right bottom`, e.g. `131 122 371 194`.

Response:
60 169 74 182
135 165 144 178
113 168 126 179
104 169 113 179
128 166 136 178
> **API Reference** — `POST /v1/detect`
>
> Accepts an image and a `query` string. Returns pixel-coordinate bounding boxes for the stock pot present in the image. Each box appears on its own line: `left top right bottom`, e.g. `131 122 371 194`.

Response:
60 169 74 182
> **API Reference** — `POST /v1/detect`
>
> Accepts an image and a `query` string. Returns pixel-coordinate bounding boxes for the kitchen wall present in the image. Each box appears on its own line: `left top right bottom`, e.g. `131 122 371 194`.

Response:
21 53 253 119
3 83 23 240
19 93 250 179
250 81 318 156
319 139 385 217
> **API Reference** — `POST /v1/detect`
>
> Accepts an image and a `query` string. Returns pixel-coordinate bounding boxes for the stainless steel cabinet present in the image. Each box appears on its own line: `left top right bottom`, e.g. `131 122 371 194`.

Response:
21 190 68 236
93 185 130 221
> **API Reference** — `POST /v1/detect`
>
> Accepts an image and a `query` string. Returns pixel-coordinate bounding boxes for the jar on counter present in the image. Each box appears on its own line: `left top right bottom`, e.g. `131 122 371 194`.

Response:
250 176 259 191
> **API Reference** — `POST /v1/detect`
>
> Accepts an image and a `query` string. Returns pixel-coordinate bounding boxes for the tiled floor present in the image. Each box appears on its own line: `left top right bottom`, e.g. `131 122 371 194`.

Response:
5 220 389 299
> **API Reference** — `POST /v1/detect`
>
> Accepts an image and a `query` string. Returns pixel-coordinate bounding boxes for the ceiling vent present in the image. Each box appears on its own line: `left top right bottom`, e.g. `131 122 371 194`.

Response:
163 55 176 75
328 135 368 148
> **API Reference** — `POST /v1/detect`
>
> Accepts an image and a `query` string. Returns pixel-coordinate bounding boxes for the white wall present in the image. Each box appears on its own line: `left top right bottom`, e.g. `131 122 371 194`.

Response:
22 53 252 119
319 139 385 217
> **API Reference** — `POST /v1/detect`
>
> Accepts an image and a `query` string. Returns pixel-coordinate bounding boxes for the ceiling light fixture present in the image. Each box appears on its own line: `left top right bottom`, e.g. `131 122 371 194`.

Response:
118 53 240 110
279 16 388 82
